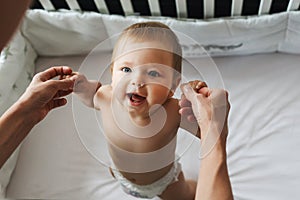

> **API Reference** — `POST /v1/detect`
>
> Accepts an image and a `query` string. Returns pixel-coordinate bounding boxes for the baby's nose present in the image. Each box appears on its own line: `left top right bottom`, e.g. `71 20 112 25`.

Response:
130 73 146 88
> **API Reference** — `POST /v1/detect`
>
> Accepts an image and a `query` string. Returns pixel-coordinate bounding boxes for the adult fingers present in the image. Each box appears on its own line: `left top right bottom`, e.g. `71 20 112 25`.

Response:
179 107 193 116
54 89 73 98
51 98 68 109
187 115 197 122
179 107 197 122
209 89 229 108
180 83 198 103
178 95 192 107
37 66 73 81
46 79 74 92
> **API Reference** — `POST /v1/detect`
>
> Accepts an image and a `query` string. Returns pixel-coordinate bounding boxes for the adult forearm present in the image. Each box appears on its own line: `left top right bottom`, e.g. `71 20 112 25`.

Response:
195 124 233 200
0 100 36 169
196 142 233 200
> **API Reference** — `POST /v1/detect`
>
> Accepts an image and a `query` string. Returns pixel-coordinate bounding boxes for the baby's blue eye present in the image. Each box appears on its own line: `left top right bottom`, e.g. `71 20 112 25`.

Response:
148 71 160 77
122 67 132 73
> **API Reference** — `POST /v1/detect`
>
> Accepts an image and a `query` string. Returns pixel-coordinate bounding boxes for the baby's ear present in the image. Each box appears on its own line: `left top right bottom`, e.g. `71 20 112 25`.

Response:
168 90 174 99
168 76 181 98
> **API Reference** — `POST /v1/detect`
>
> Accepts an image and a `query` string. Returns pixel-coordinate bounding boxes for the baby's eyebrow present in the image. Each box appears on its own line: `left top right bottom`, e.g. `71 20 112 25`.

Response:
120 61 133 66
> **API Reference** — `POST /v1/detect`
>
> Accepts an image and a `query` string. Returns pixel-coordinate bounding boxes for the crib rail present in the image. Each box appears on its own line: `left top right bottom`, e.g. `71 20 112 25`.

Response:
31 0 300 19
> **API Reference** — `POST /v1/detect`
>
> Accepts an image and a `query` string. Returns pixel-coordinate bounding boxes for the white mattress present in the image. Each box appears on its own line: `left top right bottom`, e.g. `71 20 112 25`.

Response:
6 52 300 199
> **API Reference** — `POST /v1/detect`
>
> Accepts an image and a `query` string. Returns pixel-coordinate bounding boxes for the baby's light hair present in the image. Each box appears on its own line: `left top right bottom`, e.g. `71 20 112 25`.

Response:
110 22 182 75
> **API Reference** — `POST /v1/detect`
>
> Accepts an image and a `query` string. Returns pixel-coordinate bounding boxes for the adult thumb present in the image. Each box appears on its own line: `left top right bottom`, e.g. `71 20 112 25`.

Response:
180 83 197 102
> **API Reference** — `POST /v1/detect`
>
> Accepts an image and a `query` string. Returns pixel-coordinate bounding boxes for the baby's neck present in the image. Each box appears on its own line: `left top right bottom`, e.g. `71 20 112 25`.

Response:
128 112 151 127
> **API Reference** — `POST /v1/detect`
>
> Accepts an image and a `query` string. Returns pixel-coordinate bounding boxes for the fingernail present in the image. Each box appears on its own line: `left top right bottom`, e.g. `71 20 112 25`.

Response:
63 66 72 72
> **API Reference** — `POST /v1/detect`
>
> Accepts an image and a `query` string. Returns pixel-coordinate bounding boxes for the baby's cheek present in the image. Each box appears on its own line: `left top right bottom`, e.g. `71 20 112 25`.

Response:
111 78 120 89
154 88 171 101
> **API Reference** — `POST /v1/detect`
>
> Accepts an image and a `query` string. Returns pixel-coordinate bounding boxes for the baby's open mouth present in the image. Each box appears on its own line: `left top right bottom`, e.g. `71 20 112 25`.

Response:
127 93 146 106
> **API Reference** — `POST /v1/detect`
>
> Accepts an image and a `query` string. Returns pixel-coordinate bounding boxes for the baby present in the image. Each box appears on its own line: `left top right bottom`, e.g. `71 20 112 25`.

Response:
72 22 205 199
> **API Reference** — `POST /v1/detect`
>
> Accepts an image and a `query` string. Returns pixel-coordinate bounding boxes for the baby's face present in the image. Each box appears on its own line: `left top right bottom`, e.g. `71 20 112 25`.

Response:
111 41 178 114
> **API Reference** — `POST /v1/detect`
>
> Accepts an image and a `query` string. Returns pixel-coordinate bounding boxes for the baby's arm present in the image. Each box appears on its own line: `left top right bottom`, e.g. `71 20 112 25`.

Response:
179 80 208 138
70 72 101 108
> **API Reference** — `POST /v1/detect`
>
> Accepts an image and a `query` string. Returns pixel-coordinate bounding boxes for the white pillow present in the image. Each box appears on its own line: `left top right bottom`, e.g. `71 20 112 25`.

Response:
278 11 300 53
22 10 289 58
22 10 109 56
101 12 287 57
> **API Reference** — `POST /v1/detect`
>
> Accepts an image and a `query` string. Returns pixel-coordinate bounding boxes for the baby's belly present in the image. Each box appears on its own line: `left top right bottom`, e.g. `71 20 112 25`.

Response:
104 126 178 153
108 140 177 185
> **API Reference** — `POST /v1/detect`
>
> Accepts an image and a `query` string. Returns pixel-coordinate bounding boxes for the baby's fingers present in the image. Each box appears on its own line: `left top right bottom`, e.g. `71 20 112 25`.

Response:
189 80 207 92
68 72 80 81
195 81 207 90
198 87 210 97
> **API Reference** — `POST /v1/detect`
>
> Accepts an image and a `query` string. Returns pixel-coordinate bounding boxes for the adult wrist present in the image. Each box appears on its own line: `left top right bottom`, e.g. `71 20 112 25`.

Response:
13 96 40 127
200 121 228 160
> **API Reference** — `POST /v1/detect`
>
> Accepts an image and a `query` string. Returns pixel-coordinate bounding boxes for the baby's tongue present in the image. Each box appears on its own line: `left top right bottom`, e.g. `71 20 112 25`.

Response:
131 94 145 101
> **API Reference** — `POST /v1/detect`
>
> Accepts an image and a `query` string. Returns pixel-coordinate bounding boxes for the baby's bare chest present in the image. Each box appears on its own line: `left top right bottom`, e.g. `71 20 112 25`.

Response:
99 106 179 153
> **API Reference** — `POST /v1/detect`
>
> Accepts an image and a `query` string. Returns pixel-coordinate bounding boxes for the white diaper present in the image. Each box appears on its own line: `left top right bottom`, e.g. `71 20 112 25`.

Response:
112 161 182 199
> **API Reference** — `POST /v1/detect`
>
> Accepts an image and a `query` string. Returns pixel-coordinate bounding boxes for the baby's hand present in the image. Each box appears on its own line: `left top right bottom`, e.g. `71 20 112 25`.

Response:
66 72 89 94
67 72 101 108
188 80 209 96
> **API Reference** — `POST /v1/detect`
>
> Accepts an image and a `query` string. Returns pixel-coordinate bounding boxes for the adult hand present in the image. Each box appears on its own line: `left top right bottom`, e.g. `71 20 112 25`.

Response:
179 84 233 200
19 66 74 124
0 66 74 168
179 83 230 157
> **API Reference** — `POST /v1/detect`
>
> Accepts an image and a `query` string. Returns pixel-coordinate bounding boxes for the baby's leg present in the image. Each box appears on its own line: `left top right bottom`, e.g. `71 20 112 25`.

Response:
159 172 196 200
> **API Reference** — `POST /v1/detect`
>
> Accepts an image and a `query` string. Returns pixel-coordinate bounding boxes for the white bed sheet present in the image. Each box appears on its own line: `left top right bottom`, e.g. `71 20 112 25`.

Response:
6 52 300 200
